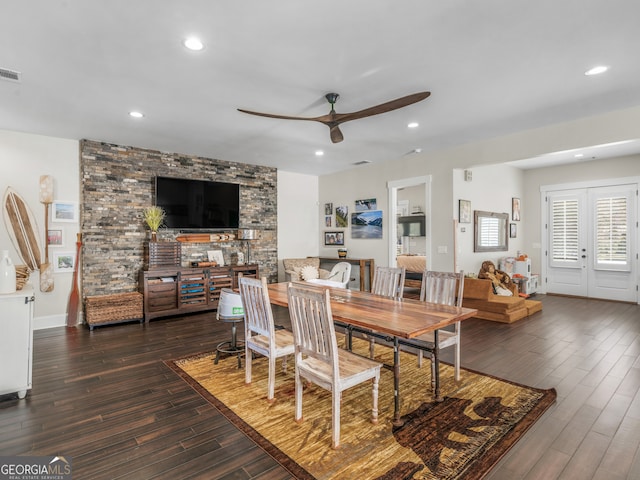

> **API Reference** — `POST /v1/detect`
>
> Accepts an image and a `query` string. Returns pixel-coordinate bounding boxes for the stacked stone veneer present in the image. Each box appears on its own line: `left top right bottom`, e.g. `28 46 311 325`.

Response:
80 139 277 297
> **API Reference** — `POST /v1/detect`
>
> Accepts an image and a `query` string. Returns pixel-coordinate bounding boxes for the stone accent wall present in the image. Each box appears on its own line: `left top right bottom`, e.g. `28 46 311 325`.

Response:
80 140 277 297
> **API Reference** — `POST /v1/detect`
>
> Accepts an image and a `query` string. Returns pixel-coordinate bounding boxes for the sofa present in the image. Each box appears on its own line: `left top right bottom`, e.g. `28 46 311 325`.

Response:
462 277 542 323
282 257 331 282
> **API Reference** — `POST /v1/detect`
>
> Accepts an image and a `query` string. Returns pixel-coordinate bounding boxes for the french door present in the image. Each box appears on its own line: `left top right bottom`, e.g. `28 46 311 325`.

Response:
545 183 637 302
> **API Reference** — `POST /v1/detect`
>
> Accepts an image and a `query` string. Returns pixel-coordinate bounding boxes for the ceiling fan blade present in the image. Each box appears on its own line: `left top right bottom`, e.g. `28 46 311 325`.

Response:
237 108 330 123
329 125 344 143
333 91 431 124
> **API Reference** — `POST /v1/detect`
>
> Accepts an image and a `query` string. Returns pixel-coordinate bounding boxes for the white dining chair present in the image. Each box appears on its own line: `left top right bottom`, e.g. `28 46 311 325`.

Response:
238 276 295 402
367 266 406 357
404 270 464 383
286 282 382 449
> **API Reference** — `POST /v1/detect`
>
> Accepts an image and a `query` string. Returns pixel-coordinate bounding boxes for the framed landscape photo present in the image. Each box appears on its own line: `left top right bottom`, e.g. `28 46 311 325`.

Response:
52 201 78 223
324 231 344 246
53 251 75 273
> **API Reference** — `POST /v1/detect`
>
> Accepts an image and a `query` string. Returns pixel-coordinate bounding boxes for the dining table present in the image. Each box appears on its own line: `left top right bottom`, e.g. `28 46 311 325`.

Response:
267 281 478 425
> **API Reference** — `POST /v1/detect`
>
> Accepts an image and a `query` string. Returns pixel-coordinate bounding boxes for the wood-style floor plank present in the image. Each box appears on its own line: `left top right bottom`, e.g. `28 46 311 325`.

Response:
0 295 638 479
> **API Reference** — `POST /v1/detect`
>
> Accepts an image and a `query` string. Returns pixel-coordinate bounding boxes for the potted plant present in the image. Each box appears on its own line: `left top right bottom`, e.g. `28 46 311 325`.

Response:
143 206 165 241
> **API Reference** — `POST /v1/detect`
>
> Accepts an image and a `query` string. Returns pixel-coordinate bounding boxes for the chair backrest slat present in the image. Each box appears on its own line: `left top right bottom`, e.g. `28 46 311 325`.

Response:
419 270 464 307
372 266 406 300
287 283 339 376
239 277 275 340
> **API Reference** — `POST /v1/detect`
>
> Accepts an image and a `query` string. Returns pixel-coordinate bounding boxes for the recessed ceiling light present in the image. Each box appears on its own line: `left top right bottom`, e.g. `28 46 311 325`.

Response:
129 111 144 118
585 65 608 76
407 122 419 129
574 153 584 158
183 37 204 51
315 150 324 156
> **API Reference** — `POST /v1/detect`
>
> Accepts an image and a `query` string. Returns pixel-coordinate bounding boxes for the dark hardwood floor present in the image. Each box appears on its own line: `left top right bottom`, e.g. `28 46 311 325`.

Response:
1 295 639 479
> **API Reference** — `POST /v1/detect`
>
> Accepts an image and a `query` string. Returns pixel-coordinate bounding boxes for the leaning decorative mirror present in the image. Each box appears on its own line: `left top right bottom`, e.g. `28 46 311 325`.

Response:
474 210 509 252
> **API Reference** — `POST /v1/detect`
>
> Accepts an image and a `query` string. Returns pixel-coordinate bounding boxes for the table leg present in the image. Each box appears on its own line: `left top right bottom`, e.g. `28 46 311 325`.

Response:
433 329 443 402
392 337 403 426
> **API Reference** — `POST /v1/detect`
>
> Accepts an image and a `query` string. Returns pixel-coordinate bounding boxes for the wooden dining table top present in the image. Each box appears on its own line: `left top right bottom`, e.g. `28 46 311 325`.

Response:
267 282 478 340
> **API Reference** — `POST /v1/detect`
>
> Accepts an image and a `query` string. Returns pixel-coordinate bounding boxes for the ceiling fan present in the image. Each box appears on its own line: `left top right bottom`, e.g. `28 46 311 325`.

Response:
237 91 431 143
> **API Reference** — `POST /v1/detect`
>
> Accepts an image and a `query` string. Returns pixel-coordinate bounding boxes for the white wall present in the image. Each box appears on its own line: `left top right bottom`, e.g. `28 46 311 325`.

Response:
276 170 320 281
0 129 79 329
453 164 525 276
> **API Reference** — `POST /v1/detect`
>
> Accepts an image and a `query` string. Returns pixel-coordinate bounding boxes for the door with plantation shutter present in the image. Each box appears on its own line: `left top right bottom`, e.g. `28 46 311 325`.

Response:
546 184 637 302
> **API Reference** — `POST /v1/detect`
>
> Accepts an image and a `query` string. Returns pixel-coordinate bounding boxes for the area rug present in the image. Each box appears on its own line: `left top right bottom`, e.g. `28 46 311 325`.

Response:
166 340 556 480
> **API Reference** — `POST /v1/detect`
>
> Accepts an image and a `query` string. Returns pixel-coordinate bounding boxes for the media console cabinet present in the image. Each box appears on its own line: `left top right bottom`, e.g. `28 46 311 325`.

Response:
140 264 258 323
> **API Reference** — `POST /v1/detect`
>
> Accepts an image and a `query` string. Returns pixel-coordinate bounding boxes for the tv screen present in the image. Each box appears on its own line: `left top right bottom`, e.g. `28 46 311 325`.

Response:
397 215 425 237
155 176 240 230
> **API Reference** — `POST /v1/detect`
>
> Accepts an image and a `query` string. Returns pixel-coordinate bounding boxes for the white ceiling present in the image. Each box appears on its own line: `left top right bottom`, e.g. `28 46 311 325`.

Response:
2 0 640 176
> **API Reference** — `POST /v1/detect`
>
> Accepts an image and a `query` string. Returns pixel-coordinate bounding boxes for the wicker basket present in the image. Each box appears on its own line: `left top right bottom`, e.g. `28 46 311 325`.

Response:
15 265 30 290
85 292 143 330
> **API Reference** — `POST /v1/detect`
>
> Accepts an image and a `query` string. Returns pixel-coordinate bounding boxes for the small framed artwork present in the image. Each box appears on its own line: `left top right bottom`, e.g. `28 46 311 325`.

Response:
325 215 332 227
512 197 521 221
47 229 64 247
207 250 225 266
52 201 78 223
324 231 345 246
510 223 517 238
324 203 333 215
53 251 75 273
355 198 377 211
335 205 348 227
458 199 471 223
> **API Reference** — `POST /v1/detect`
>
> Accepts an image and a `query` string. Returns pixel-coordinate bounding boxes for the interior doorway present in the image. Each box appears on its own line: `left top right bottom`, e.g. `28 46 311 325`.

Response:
387 176 432 268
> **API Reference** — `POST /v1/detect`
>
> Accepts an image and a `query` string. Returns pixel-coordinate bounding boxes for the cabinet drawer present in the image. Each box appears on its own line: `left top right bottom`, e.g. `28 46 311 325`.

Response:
148 282 177 295
148 295 177 311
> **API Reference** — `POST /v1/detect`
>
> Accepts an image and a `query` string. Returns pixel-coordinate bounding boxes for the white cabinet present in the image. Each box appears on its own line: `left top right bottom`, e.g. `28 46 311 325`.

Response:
0 285 34 399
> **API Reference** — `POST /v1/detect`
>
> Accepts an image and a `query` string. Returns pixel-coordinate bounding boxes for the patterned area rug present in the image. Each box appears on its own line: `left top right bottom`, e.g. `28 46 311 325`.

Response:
166 339 556 479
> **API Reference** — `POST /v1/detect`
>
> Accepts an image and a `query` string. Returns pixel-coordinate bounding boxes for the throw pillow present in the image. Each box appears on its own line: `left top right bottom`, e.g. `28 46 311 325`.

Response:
300 265 319 281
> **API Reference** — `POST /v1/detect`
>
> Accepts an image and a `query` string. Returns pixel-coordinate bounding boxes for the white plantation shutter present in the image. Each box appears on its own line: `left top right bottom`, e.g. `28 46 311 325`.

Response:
480 217 501 247
550 198 579 267
594 194 630 271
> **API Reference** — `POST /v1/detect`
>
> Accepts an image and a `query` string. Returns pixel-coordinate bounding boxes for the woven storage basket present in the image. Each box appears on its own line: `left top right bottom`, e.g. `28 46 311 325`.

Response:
15 265 30 290
85 292 143 329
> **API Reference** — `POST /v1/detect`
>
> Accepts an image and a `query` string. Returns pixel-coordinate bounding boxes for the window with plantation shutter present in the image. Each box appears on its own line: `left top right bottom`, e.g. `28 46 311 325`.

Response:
550 198 579 267
594 194 630 271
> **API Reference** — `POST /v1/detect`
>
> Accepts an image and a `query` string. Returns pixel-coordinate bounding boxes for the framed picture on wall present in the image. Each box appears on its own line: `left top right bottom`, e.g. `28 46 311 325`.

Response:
47 229 64 247
510 223 517 238
335 205 348 227
53 251 75 272
324 231 344 246
324 203 333 215
51 201 78 223
512 197 521 221
459 199 471 223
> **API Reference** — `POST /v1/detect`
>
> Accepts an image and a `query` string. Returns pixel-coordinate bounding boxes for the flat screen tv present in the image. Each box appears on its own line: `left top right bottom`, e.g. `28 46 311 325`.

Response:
155 176 240 230
397 215 425 237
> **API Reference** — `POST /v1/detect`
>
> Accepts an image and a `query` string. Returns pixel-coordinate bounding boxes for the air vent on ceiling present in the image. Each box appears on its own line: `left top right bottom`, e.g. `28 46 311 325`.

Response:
0 68 21 82
353 160 372 166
